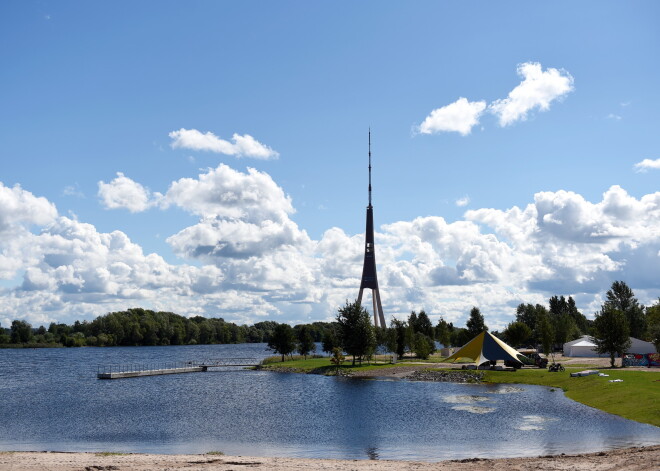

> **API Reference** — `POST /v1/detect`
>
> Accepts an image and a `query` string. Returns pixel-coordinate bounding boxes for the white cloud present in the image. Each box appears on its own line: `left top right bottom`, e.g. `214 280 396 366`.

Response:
0 182 57 232
169 128 279 159
606 113 622 121
456 196 470 207
2 171 660 332
634 158 660 172
163 164 294 220
418 97 486 136
98 172 161 213
490 62 574 126
63 184 84 198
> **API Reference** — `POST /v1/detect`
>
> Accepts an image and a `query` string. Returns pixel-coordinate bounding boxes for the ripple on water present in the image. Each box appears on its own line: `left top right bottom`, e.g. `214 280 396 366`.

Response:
451 405 497 414
515 415 558 431
442 394 492 404
483 386 525 394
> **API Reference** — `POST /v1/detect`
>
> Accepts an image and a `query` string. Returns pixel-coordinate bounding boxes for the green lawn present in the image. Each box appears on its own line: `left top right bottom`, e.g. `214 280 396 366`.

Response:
261 356 400 374
481 368 660 427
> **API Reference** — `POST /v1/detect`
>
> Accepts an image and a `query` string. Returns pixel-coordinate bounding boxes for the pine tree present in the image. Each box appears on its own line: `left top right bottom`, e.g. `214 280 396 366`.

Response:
604 281 646 339
466 307 487 338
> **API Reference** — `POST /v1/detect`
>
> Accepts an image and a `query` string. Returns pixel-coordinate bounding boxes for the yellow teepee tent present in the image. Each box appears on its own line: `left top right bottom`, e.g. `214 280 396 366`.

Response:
444 331 528 365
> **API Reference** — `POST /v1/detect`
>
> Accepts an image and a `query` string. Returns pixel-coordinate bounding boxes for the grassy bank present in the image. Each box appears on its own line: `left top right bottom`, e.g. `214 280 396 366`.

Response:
481 367 660 427
261 356 400 374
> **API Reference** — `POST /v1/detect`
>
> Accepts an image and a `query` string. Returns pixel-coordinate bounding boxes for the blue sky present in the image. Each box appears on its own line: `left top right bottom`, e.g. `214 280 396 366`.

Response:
1 1 659 329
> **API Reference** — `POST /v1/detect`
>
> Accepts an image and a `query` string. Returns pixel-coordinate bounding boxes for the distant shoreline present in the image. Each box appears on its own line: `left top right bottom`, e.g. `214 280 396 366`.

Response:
2 446 660 471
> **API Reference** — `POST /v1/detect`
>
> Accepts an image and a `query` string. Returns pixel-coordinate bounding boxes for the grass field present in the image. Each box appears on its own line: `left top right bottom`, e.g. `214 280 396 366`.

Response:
262 357 660 427
261 356 400 374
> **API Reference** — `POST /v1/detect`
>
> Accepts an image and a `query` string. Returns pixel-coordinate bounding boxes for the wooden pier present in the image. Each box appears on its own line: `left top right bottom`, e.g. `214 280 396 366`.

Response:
97 358 261 380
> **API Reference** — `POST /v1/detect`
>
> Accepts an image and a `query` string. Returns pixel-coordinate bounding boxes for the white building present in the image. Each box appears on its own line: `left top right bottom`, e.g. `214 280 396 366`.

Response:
563 335 656 357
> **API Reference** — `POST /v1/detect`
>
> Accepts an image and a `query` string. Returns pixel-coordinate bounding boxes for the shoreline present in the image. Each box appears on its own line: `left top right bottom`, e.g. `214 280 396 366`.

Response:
2 446 660 471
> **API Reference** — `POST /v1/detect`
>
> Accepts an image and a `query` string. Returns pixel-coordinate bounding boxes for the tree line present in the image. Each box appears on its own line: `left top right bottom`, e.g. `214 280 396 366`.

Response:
0 308 334 348
267 280 659 364
2 281 659 363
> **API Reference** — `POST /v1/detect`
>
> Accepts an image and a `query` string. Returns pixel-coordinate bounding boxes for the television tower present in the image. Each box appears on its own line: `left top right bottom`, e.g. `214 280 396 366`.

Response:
357 130 386 328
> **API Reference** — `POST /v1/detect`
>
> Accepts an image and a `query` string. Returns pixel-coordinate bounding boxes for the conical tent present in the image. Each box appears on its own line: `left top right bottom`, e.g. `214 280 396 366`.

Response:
443 331 528 365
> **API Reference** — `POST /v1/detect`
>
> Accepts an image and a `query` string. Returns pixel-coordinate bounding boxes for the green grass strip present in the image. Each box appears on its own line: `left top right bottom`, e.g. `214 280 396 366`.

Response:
481 368 660 427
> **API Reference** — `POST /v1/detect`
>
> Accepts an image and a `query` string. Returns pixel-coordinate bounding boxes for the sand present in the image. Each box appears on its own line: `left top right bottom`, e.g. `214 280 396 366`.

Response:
1 446 659 471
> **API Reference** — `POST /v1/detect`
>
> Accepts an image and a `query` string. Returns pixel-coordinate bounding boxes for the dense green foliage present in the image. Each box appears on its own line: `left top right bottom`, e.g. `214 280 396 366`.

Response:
321 327 339 354
502 321 532 347
604 281 647 339
267 323 298 361
593 306 631 367
466 306 487 337
296 325 316 359
336 301 376 365
647 299 660 352
2 281 655 357
0 308 337 350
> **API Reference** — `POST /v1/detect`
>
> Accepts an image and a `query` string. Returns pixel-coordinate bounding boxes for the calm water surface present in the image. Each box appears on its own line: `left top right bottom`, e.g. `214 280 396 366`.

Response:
1 344 659 461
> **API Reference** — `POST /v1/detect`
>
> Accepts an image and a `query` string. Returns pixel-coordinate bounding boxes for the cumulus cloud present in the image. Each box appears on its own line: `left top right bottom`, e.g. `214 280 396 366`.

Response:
490 62 574 126
417 62 573 137
634 158 660 172
162 164 310 262
98 172 161 212
2 170 659 332
466 185 660 294
418 98 486 136
0 182 57 232
164 164 293 220
169 128 279 159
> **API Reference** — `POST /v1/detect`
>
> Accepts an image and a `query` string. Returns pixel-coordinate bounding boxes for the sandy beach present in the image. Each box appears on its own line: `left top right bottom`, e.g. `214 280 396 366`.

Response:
2 446 659 471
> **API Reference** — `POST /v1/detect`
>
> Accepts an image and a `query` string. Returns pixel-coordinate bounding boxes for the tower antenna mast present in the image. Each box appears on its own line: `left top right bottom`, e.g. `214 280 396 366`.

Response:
368 128 372 207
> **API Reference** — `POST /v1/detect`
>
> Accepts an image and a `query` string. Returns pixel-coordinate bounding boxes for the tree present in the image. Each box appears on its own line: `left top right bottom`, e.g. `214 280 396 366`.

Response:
297 325 316 360
0 322 10 344
10 320 33 344
646 299 660 353
412 332 434 360
267 324 297 362
410 310 434 338
537 311 554 357
330 347 345 374
593 305 631 367
503 321 532 348
321 327 339 354
451 327 471 348
336 301 376 366
466 307 487 338
435 317 451 347
384 327 399 358
567 296 590 334
604 281 646 339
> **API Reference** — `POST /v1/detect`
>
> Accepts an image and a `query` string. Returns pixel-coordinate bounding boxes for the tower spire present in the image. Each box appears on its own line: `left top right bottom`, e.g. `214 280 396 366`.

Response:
358 129 386 328
368 128 372 207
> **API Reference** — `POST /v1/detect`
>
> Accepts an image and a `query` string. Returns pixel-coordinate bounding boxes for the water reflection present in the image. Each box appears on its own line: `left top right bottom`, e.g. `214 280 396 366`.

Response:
1 344 659 461
366 447 379 460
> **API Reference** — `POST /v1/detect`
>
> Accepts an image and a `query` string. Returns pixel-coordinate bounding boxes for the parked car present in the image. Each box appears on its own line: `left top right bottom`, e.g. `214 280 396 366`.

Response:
505 350 548 369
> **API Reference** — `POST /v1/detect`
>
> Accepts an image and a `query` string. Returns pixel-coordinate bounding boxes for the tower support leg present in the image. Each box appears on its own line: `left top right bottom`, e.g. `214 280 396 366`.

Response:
375 288 386 328
357 288 364 306
372 290 379 327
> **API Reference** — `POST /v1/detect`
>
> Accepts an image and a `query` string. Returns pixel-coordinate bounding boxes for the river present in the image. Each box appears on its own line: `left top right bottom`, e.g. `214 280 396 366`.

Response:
1 343 659 461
